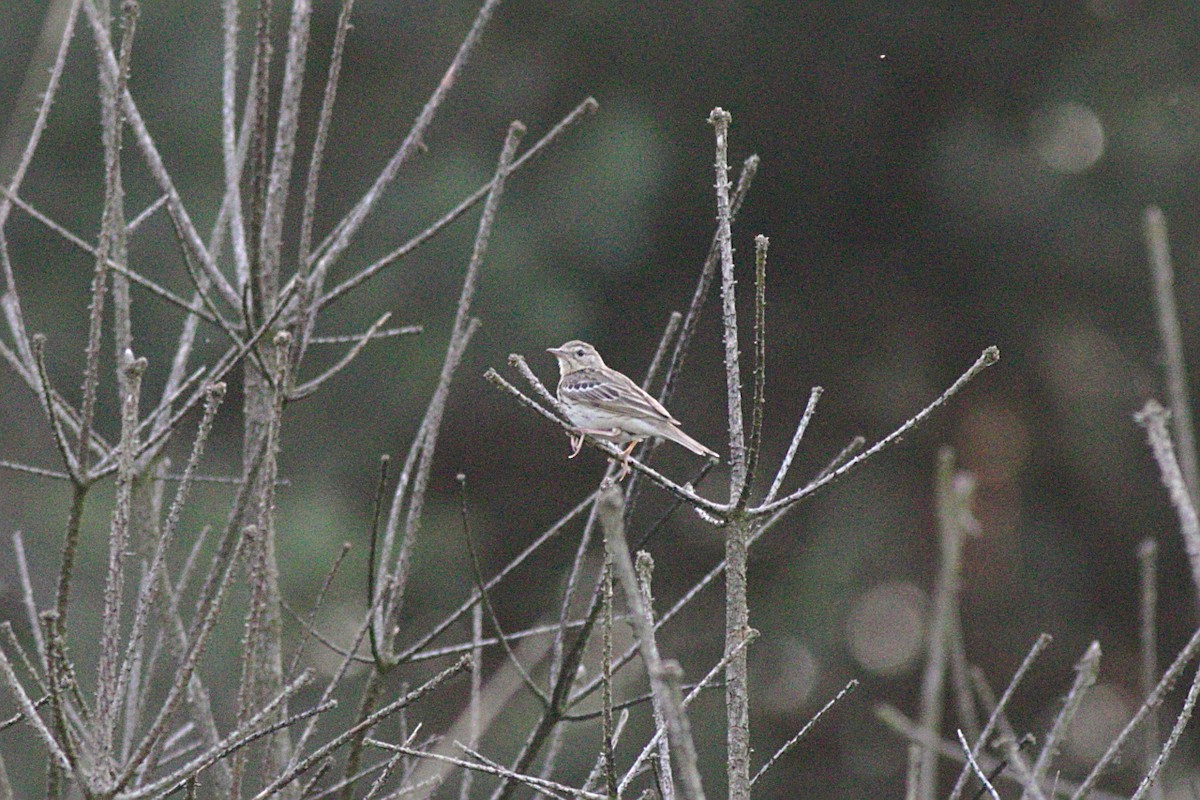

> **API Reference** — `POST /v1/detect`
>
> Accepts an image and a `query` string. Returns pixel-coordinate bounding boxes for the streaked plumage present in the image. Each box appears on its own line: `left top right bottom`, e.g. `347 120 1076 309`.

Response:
547 340 718 478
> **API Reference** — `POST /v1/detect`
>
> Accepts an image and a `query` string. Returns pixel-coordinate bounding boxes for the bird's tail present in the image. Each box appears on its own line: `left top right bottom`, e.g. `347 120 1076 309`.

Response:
664 425 719 460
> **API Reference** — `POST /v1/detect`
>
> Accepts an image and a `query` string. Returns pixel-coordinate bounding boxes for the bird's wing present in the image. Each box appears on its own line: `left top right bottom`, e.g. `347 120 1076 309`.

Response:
560 368 680 424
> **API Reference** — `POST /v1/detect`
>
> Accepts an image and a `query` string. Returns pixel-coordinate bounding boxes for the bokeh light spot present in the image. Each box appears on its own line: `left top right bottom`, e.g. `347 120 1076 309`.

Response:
1030 101 1105 174
846 580 926 676
1066 682 1131 765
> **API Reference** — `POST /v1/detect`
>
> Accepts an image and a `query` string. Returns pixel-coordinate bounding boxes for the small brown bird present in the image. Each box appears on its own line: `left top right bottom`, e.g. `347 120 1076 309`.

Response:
547 340 719 479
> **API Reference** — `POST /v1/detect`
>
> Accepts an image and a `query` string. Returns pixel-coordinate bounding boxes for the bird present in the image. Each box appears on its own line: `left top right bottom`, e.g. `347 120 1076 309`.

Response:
546 340 719 479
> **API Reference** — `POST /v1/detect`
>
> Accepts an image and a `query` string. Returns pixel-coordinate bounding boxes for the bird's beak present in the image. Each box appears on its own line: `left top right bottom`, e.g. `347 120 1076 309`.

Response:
546 347 562 356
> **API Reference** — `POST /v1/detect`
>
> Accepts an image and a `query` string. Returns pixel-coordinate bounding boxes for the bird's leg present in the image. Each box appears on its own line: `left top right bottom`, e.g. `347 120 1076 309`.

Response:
568 432 584 458
614 440 638 481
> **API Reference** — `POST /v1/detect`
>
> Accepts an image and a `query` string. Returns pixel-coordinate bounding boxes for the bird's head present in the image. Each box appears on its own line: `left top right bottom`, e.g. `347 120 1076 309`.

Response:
547 340 606 375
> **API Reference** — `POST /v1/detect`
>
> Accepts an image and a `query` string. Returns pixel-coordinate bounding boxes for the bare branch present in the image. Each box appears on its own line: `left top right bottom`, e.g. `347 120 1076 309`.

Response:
251 655 471 800
947 632 1052 800
1135 399 1200 600
599 486 706 800
764 386 823 504
311 0 505 284
1028 641 1099 794
738 234 768 511
1071 621 1200 800
755 346 1000 517
318 97 598 308
708 107 746 501
751 680 857 786
956 729 1000 800
1135 540 1164 800
1144 206 1198 504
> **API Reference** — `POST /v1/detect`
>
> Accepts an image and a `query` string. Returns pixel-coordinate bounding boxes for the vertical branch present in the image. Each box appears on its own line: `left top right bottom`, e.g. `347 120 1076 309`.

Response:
597 487 704 800
708 110 753 800
220 0 251 287
1144 207 1198 505
913 448 973 800
659 155 759 412
707 107 746 499
737 234 768 510
244 0 274 321
256 0 313 305
93 350 147 770
1136 540 1164 800
637 554 676 800
601 541 617 799
724 514 752 800
104 0 139 387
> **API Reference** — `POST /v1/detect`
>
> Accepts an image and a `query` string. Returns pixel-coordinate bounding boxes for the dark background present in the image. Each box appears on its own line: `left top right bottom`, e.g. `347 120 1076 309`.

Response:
2 1 1200 796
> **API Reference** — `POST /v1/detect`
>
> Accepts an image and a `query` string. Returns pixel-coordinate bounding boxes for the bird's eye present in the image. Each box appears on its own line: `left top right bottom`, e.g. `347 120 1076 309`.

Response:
575 348 584 357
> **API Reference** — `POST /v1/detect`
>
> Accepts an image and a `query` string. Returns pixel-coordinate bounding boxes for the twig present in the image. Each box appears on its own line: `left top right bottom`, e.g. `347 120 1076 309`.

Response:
309 326 421 344
287 542 354 684
0 624 71 769
457 475 549 705
957 729 1000 800
618 631 756 796
31 334 82 482
379 121 524 657
764 386 823 505
1071 621 1200 800
739 234 768 511
252 656 471 800
970 668 1044 800
393 490 598 664
94 352 147 765
751 679 857 786
0 185 217 322
755 346 1000 517
659 154 759 413
11 532 47 665
290 312 392 400
310 0 505 286
876 704 1128 800
1134 399 1200 600
1130 657 1200 799
318 97 599 308
84 0 239 308
366 739 604 800
125 194 167 232
297 0 355 273
1028 640 1099 795
947 632 1052 800
0 0 82 233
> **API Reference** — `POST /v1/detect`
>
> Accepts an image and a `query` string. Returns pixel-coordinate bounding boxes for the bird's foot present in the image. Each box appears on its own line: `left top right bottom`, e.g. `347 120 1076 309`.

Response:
566 426 623 458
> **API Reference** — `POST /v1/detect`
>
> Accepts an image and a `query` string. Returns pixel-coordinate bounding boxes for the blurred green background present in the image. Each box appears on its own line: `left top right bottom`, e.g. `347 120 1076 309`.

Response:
2 0 1200 796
